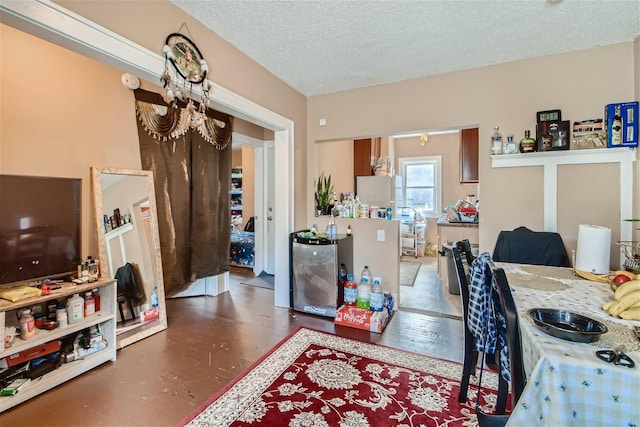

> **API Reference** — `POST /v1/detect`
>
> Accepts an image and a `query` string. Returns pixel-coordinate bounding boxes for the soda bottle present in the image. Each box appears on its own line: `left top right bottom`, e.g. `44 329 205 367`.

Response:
343 274 357 306
356 276 371 309
370 277 384 312
337 264 348 307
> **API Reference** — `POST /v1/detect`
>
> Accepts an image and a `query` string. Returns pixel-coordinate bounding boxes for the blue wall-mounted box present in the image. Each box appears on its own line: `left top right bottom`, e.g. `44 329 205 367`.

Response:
605 102 639 148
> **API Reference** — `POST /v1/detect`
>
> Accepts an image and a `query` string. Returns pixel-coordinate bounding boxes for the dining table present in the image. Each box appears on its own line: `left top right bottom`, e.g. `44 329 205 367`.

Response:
497 263 640 427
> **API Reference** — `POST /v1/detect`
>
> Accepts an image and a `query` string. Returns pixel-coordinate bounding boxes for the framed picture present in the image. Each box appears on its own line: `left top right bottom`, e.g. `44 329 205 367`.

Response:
537 120 570 151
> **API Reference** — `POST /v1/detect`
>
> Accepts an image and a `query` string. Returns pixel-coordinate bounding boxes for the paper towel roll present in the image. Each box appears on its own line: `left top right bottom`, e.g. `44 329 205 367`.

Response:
575 224 611 274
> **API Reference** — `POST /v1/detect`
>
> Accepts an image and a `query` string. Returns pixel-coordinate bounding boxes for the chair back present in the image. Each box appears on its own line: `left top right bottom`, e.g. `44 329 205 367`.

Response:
452 240 475 320
492 226 569 267
488 262 526 405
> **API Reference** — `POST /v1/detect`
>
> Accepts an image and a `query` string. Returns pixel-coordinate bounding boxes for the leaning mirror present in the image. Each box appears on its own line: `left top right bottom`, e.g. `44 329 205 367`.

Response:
91 167 167 349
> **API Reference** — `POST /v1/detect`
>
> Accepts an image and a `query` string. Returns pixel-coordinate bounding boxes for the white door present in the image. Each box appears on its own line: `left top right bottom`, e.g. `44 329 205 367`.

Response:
252 140 276 275
265 145 276 274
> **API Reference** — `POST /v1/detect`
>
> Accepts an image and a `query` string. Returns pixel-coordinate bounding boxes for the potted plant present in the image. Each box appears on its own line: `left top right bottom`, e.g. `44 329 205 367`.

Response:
314 172 334 216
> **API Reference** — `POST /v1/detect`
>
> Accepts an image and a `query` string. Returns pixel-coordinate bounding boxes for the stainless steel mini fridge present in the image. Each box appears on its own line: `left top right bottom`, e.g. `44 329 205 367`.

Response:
289 231 353 317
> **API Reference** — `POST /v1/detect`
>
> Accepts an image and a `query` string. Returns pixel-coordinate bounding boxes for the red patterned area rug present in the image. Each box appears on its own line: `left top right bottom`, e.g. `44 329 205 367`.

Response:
179 327 500 427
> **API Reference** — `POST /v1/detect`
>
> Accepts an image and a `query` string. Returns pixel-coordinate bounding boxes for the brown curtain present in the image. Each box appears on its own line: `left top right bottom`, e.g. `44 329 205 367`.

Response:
133 89 233 296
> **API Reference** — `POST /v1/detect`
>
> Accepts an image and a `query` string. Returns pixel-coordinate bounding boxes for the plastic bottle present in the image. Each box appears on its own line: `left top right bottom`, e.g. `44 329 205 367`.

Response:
56 305 68 328
84 291 95 317
356 275 371 309
151 286 159 308
67 293 84 324
370 277 384 312
361 265 372 283
343 274 358 306
19 309 36 340
92 288 101 312
337 264 348 307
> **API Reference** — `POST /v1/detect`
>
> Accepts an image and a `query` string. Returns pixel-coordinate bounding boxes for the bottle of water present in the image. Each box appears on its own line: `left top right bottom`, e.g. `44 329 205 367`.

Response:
370 277 384 312
361 265 372 283
356 275 371 309
151 286 159 308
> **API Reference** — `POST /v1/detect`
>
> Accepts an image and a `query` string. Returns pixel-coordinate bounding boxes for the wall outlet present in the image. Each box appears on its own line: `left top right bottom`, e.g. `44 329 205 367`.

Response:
377 229 385 241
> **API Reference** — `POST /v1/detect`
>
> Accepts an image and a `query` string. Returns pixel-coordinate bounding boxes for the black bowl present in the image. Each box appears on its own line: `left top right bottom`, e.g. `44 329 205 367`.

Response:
527 308 608 343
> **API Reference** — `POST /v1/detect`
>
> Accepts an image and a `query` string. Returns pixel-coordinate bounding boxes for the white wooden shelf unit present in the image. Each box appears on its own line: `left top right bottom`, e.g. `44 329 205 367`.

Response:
0 279 116 412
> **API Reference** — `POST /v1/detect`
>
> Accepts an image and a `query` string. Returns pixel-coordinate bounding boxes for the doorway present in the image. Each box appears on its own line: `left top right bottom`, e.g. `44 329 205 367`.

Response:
4 1 293 308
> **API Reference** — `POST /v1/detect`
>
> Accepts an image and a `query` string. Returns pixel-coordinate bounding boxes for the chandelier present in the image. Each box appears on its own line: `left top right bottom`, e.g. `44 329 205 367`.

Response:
161 32 214 129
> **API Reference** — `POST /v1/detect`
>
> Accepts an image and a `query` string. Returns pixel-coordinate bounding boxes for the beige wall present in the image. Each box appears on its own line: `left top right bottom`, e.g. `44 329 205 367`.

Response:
2 0 308 261
308 43 639 269
1 25 142 258
54 0 308 229
315 140 355 198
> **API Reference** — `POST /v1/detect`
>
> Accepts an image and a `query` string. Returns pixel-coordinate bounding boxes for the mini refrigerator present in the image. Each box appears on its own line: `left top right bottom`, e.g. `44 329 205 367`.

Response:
289 231 353 317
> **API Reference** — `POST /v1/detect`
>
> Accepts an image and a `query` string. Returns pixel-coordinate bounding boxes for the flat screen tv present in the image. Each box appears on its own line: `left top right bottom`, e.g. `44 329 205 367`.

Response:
0 174 81 287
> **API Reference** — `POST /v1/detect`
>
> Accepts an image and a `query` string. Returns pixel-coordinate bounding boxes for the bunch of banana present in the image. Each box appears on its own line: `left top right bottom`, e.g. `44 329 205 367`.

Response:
601 280 640 320
575 268 611 283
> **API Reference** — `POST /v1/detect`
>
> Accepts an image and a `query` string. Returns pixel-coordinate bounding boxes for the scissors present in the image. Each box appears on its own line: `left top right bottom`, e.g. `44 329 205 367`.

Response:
596 347 635 368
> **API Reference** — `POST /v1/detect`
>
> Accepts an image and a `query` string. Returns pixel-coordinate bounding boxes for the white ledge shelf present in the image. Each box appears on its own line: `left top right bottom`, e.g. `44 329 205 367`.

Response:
491 147 636 168
491 147 636 267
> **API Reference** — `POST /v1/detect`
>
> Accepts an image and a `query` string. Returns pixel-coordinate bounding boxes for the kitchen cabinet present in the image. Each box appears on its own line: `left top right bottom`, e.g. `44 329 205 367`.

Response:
231 168 243 230
353 138 381 178
459 128 479 183
0 279 116 412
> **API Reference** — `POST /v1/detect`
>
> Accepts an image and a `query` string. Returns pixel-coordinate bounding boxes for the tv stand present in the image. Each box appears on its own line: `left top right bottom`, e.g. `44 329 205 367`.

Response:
0 278 116 412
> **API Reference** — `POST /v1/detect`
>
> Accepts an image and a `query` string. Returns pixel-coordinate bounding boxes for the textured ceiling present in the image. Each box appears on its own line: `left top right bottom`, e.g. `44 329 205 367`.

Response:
172 0 640 97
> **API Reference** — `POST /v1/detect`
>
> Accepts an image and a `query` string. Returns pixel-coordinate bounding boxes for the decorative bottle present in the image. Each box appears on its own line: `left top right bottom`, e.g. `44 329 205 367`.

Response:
490 126 503 155
519 130 537 153
611 105 622 145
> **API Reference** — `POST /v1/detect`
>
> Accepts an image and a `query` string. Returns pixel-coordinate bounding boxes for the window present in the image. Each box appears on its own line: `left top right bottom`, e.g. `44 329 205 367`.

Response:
398 156 442 218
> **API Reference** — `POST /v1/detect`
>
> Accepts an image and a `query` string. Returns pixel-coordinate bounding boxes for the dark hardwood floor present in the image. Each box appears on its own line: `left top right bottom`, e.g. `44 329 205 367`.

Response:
1 267 464 426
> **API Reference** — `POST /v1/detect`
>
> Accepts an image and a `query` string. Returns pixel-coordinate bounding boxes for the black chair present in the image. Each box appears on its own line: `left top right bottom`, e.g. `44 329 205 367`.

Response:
476 262 527 427
451 240 478 403
492 226 570 267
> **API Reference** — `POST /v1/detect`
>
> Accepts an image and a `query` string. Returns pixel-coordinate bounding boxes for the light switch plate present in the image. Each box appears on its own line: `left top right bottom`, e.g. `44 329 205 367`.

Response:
377 229 385 241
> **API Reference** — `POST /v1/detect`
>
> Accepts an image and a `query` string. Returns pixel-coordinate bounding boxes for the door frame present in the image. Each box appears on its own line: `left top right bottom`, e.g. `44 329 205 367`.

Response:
1 0 294 307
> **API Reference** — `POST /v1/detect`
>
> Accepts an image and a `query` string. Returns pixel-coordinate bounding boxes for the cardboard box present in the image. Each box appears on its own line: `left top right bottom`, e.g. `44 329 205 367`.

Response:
334 305 389 333
3 340 60 367
605 102 639 148
571 119 606 150
536 120 570 151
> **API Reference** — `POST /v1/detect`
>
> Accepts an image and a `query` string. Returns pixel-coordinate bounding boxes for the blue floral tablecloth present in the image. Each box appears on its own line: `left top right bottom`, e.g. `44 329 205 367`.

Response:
497 263 640 427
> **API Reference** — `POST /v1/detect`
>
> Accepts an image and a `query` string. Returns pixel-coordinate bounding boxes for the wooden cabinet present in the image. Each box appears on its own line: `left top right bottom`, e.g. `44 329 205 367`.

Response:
460 128 479 183
354 138 374 177
0 279 116 412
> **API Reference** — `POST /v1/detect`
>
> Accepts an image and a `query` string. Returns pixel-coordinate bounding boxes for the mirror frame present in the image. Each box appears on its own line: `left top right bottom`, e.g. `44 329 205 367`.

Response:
91 167 168 349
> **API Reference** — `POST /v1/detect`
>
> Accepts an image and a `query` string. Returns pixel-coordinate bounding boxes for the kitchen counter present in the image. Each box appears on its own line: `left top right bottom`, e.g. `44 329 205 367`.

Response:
436 220 479 290
436 220 478 227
